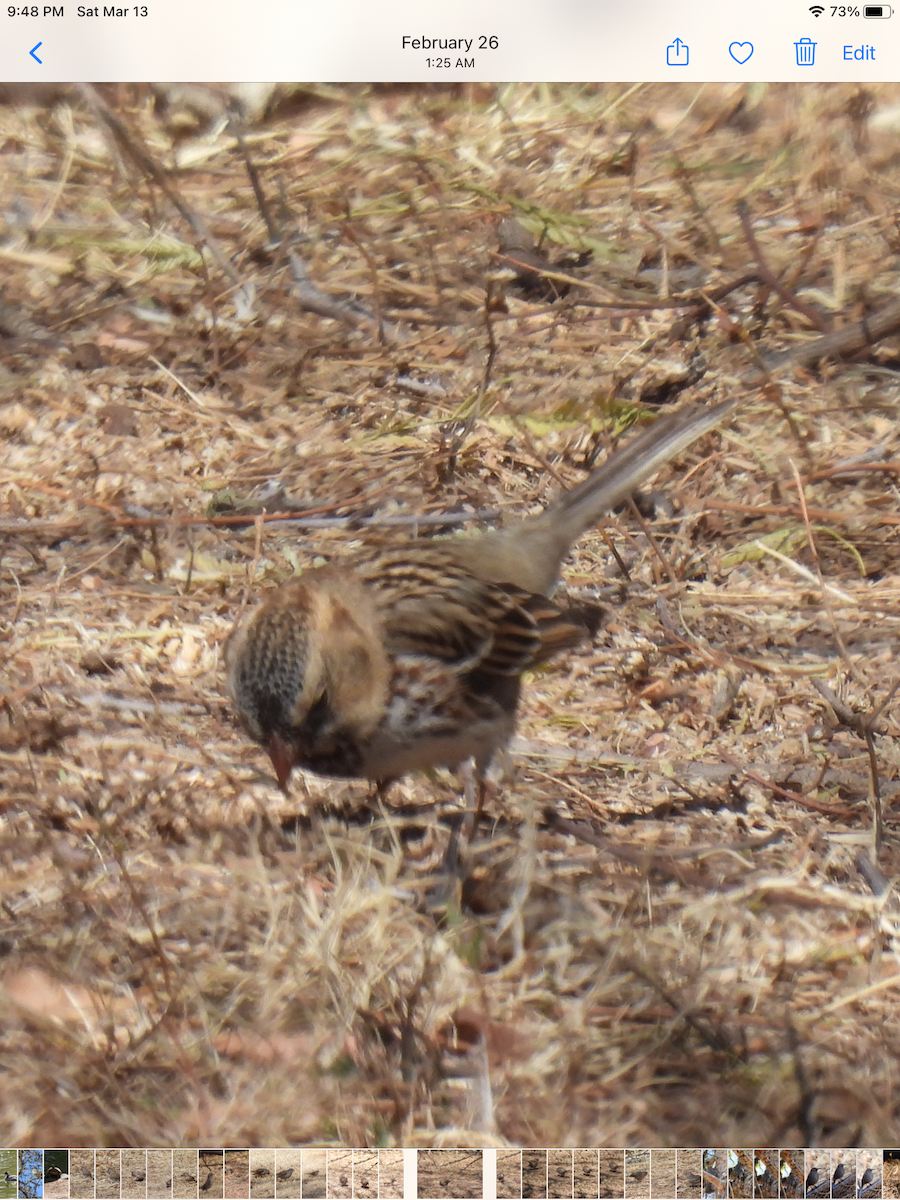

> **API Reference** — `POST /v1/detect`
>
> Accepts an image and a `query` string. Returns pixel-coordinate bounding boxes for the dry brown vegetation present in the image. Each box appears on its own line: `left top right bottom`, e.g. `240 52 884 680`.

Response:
69 1150 95 1199
351 1150 378 1198
122 1149 148 1199
327 1149 354 1199
548 1149 574 1199
416 1149 482 1198
648 1149 673 1200
623 1149 649 1199
574 1149 599 1200
147 1151 173 1199
885 1151 900 1198
2 81 900 1152
376 1150 403 1199
302 1149 328 1198
600 1151 624 1200
224 1151 249 1200
497 1149 522 1198
524 1150 548 1199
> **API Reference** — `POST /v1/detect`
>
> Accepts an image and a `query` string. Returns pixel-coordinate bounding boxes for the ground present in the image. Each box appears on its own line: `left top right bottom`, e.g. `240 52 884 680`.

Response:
69 1150 94 1199
122 1149 148 1198
173 1149 201 1199
148 1151 174 1198
377 1151 404 1199
224 1151 250 1199
885 1151 900 1199
649 1149 674 1199
600 1152 623 1200
328 1149 355 1199
2 82 900 1150
548 1150 573 1199
523 1150 547 1198
497 1150 522 1198
623 1149 649 1199
416 1150 482 1198
574 1150 599 1199
674 1149 700 1199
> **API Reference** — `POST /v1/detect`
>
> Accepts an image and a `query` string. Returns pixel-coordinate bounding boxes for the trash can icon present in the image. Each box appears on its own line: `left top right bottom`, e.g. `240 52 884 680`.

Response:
795 37 817 64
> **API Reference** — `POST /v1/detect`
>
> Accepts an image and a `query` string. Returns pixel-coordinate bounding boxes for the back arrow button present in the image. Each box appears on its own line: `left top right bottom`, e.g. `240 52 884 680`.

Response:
30 41 43 62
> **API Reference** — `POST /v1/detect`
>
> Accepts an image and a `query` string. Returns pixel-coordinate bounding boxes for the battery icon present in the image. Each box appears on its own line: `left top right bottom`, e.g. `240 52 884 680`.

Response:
864 4 892 13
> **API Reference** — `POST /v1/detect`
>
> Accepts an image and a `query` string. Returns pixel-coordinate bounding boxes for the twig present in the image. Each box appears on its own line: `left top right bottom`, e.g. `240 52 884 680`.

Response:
342 218 386 342
621 957 737 1057
722 757 859 818
737 200 830 333
77 84 241 287
286 249 402 341
481 278 499 398
0 507 501 539
750 539 857 604
672 157 723 255
785 1011 818 1146
762 294 900 370
231 114 281 246
811 678 900 854
790 459 863 685
855 851 891 897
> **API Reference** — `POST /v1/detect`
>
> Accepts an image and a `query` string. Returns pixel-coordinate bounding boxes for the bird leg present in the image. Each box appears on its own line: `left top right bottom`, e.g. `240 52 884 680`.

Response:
427 811 465 914
461 759 491 841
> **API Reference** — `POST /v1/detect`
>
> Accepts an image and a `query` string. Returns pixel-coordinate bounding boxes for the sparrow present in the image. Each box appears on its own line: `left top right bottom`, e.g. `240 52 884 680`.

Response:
226 398 735 797
132 1170 146 1182
275 1168 293 1180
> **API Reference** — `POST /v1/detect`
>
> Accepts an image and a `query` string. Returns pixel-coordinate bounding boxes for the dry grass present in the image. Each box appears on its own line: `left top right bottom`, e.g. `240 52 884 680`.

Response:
2 82 900 1150
377 1151 403 1199
497 1149 522 1198
416 1150 482 1198
649 1149 674 1200
600 1152 624 1199
548 1149 573 1200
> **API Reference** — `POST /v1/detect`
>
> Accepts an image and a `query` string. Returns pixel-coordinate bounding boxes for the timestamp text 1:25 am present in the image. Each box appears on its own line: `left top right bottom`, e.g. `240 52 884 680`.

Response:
401 35 498 68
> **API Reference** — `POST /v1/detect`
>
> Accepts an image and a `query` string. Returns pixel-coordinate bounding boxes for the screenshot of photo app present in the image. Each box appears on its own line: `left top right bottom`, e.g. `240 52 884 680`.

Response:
1 2 899 1195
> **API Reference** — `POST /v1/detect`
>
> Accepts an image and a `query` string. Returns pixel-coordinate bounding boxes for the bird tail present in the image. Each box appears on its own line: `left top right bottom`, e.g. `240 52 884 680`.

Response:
544 396 737 549
458 396 737 596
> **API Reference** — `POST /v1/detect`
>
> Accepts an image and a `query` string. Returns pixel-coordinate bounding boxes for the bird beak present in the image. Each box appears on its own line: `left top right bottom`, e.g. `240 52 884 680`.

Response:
267 733 294 792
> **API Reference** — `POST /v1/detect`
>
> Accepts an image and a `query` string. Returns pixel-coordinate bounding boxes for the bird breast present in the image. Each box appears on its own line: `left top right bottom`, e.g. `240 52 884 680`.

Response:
359 656 518 777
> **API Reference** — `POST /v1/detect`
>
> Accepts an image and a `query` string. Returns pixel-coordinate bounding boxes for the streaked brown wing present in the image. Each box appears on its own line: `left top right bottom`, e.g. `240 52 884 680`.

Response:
355 546 594 676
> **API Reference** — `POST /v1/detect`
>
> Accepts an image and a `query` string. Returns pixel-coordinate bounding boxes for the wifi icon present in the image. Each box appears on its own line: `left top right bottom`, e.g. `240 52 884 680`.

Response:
809 5 824 13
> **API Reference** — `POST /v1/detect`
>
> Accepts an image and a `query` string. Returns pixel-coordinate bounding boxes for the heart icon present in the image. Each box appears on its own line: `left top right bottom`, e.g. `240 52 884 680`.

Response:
729 41 754 63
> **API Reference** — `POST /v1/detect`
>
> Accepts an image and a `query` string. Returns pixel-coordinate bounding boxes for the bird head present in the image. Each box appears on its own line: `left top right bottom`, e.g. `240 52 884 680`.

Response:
225 572 389 789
